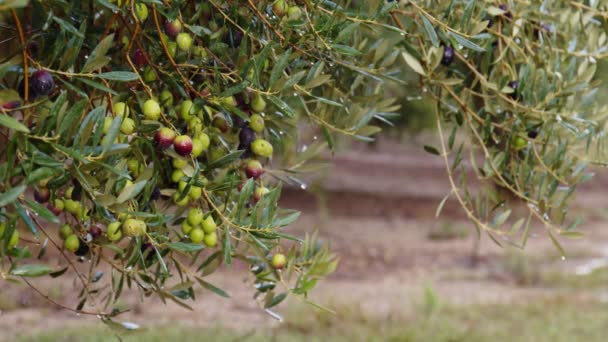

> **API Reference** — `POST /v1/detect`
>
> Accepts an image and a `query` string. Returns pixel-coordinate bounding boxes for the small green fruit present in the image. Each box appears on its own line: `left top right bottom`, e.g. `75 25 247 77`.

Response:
59 224 72 240
173 192 190 206
120 117 136 134
182 221 194 234
167 42 177 59
190 228 205 243
202 215 216 234
172 158 188 169
193 45 206 57
249 114 265 133
513 136 527 149
8 230 19 249
287 6 302 20
187 208 204 226
143 99 161 120
181 100 194 121
203 232 217 247
160 90 174 107
64 199 82 215
107 222 123 241
171 169 185 183
176 33 193 52
189 186 202 200
178 181 189 193
209 148 225 162
271 253 287 269
143 66 157 82
113 102 129 117
188 117 203 135
195 133 210 151
253 186 270 202
251 138 273 158
251 94 266 113
221 96 237 107
135 3 149 22
192 138 204 157
123 218 146 237
103 117 113 134
54 199 65 211
64 234 80 252
127 159 143 177
272 0 288 16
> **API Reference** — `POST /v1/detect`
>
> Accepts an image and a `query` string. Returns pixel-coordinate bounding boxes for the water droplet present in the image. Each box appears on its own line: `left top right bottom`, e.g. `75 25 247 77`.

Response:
300 184 307 190
561 256 566 261
313 136 318 140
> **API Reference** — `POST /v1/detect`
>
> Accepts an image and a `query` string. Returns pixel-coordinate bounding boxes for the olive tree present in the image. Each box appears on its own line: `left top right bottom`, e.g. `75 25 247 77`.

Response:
0 0 605 329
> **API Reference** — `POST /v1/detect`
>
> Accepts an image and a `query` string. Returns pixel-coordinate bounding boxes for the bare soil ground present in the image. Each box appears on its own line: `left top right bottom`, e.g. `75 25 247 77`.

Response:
2 138 608 339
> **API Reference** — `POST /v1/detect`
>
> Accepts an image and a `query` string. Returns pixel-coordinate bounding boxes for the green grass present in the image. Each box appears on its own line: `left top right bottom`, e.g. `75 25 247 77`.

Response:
18 294 608 342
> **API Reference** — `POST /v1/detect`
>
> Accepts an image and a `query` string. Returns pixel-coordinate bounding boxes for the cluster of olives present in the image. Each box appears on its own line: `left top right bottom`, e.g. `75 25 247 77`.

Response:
181 208 217 247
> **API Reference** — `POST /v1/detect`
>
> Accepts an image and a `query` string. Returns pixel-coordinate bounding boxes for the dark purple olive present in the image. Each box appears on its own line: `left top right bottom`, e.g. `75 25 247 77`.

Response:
151 186 161 200
89 225 103 238
441 46 455 66
34 188 50 203
239 127 256 147
29 70 54 97
75 239 90 256
499 4 512 19
527 130 538 139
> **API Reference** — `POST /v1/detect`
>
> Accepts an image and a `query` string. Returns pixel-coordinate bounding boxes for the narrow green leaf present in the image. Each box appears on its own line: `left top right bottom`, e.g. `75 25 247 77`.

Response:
11 264 55 277
102 116 123 154
168 242 205 253
95 72 138 81
25 199 60 224
195 277 230 298
331 44 361 56
58 99 87 143
423 145 440 155
449 32 485 52
402 51 426 76
0 114 29 133
435 192 451 218
116 181 147 203
205 150 244 170
0 185 26 207
52 16 84 38
77 77 118 95
270 48 291 88
420 16 439 47
265 292 287 309
82 34 114 73
266 95 296 118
